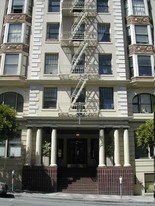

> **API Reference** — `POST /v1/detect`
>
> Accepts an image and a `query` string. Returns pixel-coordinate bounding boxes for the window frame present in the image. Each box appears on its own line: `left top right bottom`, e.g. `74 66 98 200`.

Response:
7 24 22 43
48 0 60 12
99 54 112 75
44 53 58 74
4 54 19 75
99 87 114 109
132 0 145 15
0 92 24 112
97 0 109 13
98 23 110 42
0 131 21 158
43 87 57 109
138 55 152 76
11 0 25 13
132 93 155 113
46 23 59 40
135 25 149 44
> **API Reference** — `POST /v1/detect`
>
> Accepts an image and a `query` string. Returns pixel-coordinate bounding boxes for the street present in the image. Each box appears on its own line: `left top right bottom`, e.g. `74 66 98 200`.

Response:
0 195 154 206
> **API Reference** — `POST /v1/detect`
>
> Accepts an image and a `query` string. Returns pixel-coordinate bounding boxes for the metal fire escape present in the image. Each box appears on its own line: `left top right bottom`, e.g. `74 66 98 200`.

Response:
60 0 98 116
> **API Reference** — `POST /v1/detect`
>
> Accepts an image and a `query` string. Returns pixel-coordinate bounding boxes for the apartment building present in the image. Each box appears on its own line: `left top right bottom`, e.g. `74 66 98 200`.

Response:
0 0 154 195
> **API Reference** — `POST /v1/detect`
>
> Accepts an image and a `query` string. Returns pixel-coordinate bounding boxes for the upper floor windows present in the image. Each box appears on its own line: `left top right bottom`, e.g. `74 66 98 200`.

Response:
3 54 28 76
73 24 85 40
4 54 18 75
46 23 59 40
132 93 155 113
99 88 113 109
97 0 109 13
0 92 24 112
48 0 60 12
8 24 22 43
44 53 58 74
12 0 25 13
132 0 145 15
99 54 112 75
135 25 149 44
43 87 57 109
138 56 152 76
129 55 153 78
98 24 110 42
72 54 85 74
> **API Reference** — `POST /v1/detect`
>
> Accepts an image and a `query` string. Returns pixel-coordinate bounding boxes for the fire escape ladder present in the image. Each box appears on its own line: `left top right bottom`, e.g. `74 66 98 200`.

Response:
71 12 87 39
71 41 88 72
70 77 87 107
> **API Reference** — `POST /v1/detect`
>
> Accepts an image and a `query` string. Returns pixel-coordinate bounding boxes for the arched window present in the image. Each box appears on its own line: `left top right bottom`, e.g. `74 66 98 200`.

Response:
0 92 24 112
132 93 155 113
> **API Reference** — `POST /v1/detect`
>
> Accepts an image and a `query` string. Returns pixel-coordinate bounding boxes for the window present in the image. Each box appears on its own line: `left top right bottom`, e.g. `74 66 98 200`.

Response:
97 0 108 13
8 24 22 43
99 54 112 74
48 0 60 12
73 24 85 40
43 88 57 109
21 55 28 76
132 0 145 15
0 92 24 112
135 25 148 44
99 88 113 109
47 23 59 40
98 24 110 42
73 0 84 10
129 56 134 77
4 54 19 75
25 25 31 44
0 139 5 157
44 53 58 74
8 136 21 157
72 54 85 73
71 88 85 112
0 132 21 158
138 56 152 76
127 26 131 45
12 0 25 13
132 93 155 113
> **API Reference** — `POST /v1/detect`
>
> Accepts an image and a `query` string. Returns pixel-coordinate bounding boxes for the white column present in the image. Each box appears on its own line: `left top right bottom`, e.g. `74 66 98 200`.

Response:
35 128 42 166
98 129 106 167
50 129 57 166
123 129 131 167
25 128 32 165
114 129 121 166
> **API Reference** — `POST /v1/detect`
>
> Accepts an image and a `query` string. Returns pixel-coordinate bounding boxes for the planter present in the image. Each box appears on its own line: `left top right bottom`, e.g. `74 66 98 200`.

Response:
42 156 49 166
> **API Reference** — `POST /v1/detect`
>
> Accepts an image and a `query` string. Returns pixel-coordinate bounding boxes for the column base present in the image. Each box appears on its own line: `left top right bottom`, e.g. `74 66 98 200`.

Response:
50 164 57 167
124 164 131 167
98 164 106 167
114 164 121 167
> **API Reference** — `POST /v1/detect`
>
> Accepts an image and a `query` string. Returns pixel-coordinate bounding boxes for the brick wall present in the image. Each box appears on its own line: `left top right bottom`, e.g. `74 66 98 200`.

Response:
97 167 134 195
22 166 57 192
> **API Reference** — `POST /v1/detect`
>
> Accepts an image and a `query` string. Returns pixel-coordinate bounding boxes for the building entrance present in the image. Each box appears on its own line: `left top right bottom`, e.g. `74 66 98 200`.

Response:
67 139 87 166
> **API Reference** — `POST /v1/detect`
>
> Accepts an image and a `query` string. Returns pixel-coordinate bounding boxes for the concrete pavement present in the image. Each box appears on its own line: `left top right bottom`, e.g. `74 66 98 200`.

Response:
11 191 154 204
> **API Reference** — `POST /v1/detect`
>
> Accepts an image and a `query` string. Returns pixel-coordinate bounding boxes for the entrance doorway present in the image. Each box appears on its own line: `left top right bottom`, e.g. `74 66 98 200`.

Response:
67 139 87 166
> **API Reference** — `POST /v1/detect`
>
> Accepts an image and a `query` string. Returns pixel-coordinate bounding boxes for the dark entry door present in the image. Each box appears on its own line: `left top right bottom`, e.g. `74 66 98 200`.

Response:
67 139 87 165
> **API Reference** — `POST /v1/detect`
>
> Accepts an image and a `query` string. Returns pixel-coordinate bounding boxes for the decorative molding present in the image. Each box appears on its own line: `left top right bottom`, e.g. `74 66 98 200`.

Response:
127 16 151 25
129 44 154 54
4 14 31 24
0 43 29 53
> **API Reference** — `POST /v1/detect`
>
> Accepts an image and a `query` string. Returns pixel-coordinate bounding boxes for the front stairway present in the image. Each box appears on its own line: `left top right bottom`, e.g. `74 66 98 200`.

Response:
58 167 98 194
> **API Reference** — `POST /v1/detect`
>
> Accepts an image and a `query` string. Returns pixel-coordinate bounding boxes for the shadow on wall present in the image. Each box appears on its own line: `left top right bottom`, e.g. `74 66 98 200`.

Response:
0 144 25 191
22 165 57 193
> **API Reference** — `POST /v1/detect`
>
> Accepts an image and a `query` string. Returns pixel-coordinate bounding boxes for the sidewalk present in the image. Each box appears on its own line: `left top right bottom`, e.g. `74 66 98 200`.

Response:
12 191 154 203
